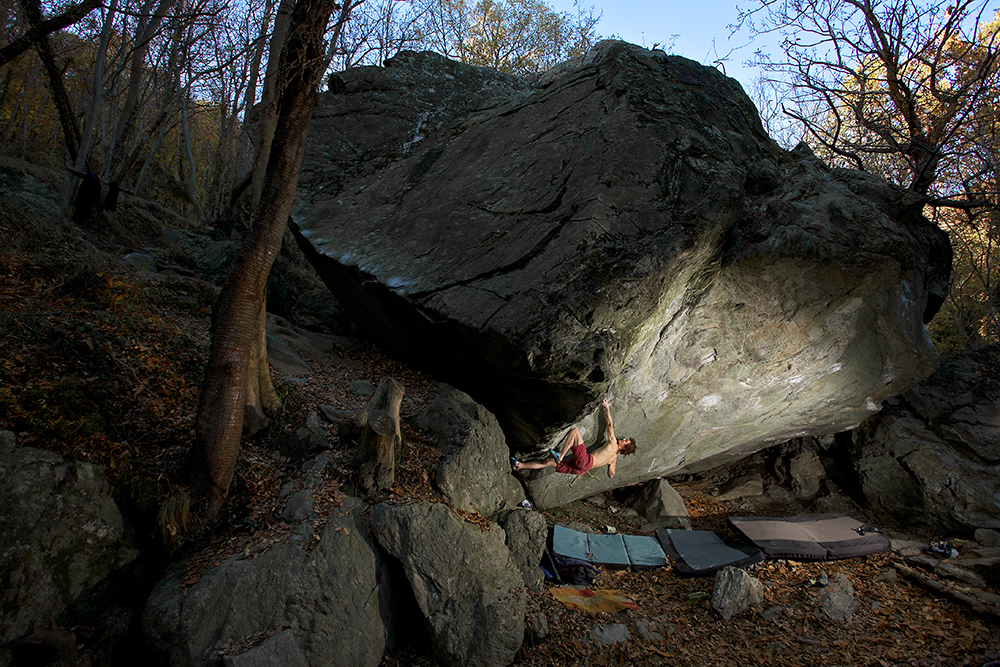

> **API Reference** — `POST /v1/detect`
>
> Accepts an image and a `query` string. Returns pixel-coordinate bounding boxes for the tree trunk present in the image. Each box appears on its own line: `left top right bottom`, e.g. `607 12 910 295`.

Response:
0 0 100 67
194 0 344 515
104 0 179 187
356 377 404 495
18 0 82 163
65 0 118 209
238 0 358 440
250 0 296 217
243 297 280 436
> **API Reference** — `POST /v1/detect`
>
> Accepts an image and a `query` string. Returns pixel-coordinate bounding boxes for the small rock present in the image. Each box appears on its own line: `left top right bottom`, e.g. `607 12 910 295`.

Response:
873 569 897 585
592 623 631 646
766 484 791 501
975 528 1000 548
562 521 598 534
716 474 764 501
318 405 355 423
348 380 377 397
817 573 858 621
526 613 549 644
807 571 829 587
632 618 664 643
283 489 316 521
124 252 158 272
0 430 16 455
891 538 926 557
712 567 763 621
761 605 783 621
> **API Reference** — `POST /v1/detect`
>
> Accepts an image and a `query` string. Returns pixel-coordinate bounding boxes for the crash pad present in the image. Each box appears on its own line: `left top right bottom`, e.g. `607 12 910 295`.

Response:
655 528 764 575
728 513 890 561
553 524 667 570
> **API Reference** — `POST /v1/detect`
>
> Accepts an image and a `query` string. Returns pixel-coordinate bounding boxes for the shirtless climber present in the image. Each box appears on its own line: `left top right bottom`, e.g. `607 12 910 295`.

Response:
512 398 637 478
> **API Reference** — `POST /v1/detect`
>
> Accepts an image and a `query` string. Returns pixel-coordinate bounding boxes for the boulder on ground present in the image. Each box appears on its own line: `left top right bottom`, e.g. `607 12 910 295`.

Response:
1 440 136 646
850 344 1000 533
142 497 385 667
417 388 521 515
789 449 826 500
626 479 689 524
369 502 524 667
294 41 949 508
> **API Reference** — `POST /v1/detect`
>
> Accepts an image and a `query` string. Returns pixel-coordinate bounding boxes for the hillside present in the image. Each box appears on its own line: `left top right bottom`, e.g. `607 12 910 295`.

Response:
2 157 999 666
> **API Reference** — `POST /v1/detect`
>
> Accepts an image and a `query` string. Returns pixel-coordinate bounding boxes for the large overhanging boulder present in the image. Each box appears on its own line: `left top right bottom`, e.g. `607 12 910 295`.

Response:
293 41 951 508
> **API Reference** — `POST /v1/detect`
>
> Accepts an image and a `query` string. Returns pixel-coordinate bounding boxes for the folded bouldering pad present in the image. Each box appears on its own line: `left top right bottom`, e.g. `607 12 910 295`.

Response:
655 528 764 575
728 513 890 561
553 524 667 570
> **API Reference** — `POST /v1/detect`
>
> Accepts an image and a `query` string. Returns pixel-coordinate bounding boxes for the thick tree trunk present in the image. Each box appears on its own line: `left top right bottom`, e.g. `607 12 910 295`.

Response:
356 377 404 495
194 0 342 515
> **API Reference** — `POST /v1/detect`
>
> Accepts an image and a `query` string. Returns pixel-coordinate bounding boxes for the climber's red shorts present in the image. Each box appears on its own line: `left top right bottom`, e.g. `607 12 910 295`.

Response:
555 443 594 475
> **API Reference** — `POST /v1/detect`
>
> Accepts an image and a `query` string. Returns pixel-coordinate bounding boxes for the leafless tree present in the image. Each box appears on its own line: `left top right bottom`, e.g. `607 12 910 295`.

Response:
737 0 999 200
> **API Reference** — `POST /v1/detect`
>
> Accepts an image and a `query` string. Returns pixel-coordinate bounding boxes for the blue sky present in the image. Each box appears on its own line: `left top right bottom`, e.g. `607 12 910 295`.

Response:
547 0 766 90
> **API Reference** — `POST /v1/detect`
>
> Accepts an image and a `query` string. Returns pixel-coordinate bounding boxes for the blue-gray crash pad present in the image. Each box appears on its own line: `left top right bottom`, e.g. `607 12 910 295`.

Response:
655 528 764 575
553 524 667 570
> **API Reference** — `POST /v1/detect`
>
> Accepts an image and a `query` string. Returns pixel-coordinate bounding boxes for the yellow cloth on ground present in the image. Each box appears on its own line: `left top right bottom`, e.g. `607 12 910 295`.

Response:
549 587 639 613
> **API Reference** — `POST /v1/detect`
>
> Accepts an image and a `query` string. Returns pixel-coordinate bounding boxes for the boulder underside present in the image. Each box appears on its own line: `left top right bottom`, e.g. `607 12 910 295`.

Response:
294 41 950 507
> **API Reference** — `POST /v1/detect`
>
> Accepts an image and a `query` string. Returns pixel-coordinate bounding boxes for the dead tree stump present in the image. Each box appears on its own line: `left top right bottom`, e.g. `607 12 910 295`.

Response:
356 377 404 495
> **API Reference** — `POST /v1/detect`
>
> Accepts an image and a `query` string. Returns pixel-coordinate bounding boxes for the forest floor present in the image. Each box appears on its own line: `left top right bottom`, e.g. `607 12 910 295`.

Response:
2 182 999 667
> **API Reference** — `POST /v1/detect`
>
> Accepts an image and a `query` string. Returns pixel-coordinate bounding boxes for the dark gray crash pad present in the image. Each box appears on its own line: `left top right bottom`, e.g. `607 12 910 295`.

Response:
655 528 763 575
727 513 891 561
553 524 666 570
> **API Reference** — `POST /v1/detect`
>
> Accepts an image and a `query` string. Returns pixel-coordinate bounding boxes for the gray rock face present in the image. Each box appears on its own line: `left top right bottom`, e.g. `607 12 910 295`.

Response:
789 449 826 500
497 508 548 592
221 630 309 667
142 498 385 667
711 567 763 621
626 479 689 521
417 388 520 515
295 41 949 508
369 502 524 667
1 443 136 645
850 344 1000 533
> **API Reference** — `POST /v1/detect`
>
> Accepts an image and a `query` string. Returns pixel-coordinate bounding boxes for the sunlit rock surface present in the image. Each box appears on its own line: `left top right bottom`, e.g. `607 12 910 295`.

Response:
294 41 950 508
